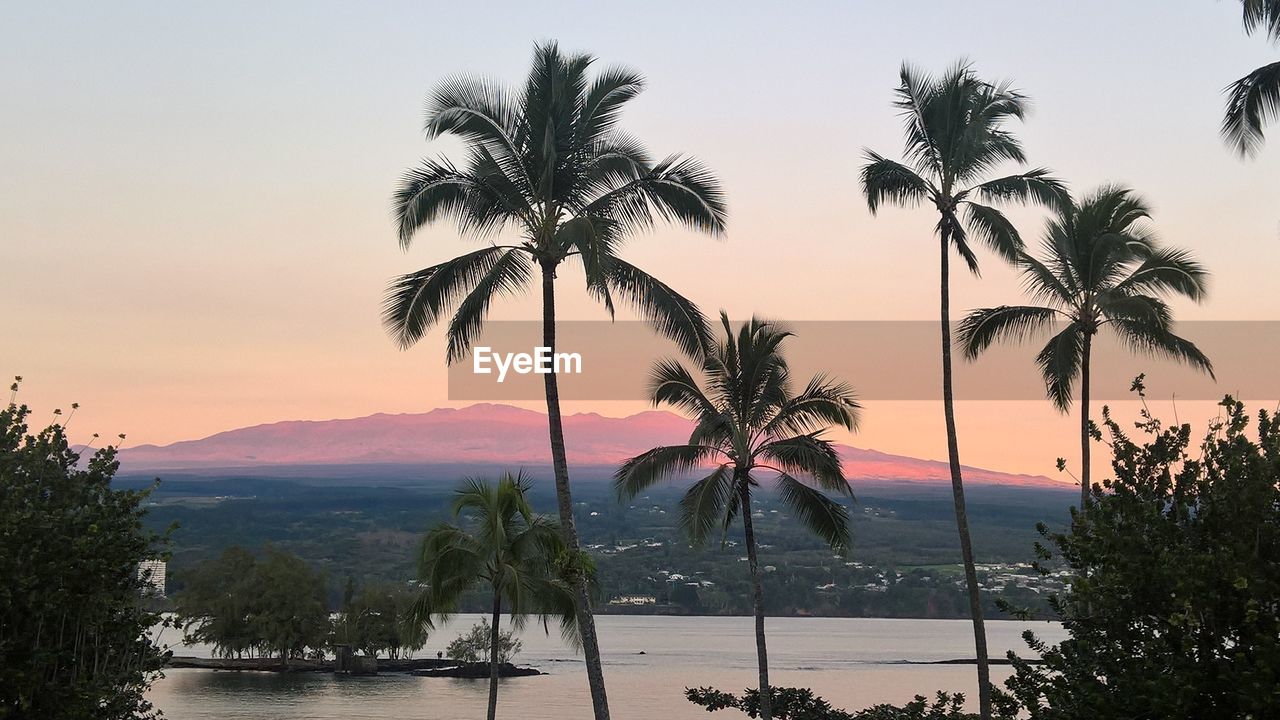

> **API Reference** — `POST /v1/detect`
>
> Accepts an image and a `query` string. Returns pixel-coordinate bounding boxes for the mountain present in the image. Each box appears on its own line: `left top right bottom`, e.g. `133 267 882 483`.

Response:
119 403 1062 488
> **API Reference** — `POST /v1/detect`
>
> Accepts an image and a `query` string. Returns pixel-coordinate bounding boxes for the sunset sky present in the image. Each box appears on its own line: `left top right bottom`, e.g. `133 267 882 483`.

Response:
4 1 1278 479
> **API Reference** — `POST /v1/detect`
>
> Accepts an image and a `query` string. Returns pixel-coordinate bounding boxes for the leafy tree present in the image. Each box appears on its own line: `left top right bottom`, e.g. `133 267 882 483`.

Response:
412 472 579 720
173 546 329 664
0 385 169 719
995 387 1280 718
616 314 860 720
859 61 1066 719
959 185 1212 508
1223 0 1280 155
174 546 260 658
687 686 973 720
333 581 426 659
381 41 727 720
446 619 522 664
253 548 329 663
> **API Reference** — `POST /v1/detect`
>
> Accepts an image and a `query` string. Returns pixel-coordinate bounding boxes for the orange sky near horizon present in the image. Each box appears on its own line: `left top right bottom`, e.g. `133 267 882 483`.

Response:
4 1 1278 479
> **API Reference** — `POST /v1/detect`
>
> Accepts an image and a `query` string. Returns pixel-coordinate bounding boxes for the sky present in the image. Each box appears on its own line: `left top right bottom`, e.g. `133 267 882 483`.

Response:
3 1 1278 478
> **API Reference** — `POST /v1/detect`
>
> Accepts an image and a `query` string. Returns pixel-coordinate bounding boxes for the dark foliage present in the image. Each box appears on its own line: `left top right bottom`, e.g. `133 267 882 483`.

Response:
686 686 973 720
995 385 1280 718
0 388 169 719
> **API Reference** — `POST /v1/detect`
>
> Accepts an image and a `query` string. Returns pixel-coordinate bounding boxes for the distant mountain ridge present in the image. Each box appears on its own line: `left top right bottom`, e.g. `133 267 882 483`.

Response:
120 403 1062 488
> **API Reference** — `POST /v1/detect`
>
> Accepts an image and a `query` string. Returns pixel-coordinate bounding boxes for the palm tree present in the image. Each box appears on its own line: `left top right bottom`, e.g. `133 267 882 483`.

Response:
959 185 1213 510
1223 0 1280 156
859 61 1066 720
615 314 860 720
382 42 727 719
413 472 578 720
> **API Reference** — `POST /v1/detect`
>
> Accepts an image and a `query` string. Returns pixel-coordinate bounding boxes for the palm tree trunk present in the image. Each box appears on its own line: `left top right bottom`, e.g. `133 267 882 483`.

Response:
738 483 772 720
488 592 501 720
540 260 611 720
1079 332 1092 510
938 223 992 720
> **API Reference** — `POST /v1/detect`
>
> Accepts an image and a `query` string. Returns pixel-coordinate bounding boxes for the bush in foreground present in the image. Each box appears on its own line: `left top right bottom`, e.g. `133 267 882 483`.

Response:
0 386 169 718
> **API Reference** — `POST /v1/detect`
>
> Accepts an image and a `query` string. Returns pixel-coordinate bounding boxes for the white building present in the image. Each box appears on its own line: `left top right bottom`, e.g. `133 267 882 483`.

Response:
138 560 166 597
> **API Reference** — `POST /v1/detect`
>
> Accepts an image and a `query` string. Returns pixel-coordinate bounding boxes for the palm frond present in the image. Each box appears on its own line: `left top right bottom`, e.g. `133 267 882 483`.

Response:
756 434 850 496
962 202 1024 262
859 151 932 213
615 444 722 499
678 464 737 546
966 168 1068 208
1109 318 1215 378
774 472 851 552
958 305 1060 359
444 250 534 363
604 258 712 358
382 247 510 350
1223 60 1280 158
1035 323 1084 411
1112 247 1209 301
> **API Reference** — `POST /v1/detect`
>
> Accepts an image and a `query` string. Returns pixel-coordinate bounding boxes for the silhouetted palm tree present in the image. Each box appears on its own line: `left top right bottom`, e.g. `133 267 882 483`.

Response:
413 472 578 720
616 314 860 720
383 42 727 719
959 185 1213 510
1224 0 1280 156
859 61 1066 720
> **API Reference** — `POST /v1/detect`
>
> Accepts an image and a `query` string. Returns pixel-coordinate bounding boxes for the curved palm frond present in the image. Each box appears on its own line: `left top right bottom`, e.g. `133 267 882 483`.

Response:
756 434 850 496
382 247 513 350
759 374 861 437
962 202 1024 262
586 155 727 236
773 472 851 552
966 168 1068 209
1223 60 1280 157
678 464 737 546
1109 318 1215 378
1036 323 1084 411
859 151 932 213
1112 247 1210 301
445 250 534 363
614 444 724 499
958 305 1061 360
605 259 712 358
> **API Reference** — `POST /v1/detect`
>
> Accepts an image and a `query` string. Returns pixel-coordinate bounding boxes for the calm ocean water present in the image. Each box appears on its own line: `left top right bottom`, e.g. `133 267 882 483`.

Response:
148 615 1066 719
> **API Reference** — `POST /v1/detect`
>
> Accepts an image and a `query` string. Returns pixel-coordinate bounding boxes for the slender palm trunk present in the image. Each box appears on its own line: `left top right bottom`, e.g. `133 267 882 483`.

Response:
1079 333 1092 510
540 261 610 720
488 593 501 720
738 483 771 720
939 223 992 720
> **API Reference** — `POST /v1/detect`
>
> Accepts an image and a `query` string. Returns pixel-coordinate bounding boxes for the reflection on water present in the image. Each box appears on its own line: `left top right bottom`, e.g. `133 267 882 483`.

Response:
149 616 1066 720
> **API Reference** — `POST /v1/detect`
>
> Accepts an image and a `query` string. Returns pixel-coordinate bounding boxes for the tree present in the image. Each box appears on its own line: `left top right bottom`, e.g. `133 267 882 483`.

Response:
412 472 579 720
859 61 1066 720
173 546 329 664
996 387 1280 719
0 384 169 719
381 41 727 720
446 619 522 664
334 581 426 660
174 546 260 658
616 314 861 720
958 185 1212 509
1223 0 1280 156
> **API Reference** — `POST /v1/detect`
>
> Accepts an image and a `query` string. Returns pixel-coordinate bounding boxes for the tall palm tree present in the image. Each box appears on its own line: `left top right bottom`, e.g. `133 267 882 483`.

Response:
959 185 1213 510
859 61 1066 720
382 42 727 719
1223 0 1280 156
413 472 578 720
615 314 860 720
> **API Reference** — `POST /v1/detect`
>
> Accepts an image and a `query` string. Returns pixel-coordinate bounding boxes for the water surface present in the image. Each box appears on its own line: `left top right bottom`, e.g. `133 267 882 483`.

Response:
149 615 1065 719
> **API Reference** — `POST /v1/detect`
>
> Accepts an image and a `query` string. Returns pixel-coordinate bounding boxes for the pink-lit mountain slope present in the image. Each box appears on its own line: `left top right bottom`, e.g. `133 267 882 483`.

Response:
120 403 1063 488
